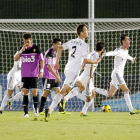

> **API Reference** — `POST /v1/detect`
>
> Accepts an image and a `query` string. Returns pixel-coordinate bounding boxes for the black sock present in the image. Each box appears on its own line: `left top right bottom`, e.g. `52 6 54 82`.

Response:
23 95 29 114
39 96 47 112
33 96 38 110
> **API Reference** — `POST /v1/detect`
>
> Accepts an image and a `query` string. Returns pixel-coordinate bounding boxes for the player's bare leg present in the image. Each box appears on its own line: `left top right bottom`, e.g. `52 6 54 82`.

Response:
80 90 95 116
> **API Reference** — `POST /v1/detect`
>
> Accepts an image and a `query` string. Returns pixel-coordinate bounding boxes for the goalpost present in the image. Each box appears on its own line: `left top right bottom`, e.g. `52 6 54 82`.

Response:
0 19 140 112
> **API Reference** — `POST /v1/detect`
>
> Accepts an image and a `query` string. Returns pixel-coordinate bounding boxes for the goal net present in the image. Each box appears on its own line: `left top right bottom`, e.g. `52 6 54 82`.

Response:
0 19 140 112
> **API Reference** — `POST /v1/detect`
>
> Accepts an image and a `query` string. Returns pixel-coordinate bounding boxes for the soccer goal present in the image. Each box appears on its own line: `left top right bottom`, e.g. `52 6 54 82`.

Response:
0 19 140 112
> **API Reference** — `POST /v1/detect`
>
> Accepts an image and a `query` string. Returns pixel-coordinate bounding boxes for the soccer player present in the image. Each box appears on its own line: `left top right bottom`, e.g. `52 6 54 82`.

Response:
44 24 103 121
94 35 139 115
59 41 105 116
39 38 62 115
14 33 44 117
0 42 24 114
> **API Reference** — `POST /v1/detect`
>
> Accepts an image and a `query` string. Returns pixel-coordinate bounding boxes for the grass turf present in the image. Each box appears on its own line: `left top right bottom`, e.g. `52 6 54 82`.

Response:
0 111 140 140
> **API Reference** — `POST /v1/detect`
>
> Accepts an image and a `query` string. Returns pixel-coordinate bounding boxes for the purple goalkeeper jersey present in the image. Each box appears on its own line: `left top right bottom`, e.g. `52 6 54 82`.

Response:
43 47 57 79
20 44 44 77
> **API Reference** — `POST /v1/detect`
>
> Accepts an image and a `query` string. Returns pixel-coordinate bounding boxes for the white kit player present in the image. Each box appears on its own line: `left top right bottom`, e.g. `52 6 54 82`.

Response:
0 42 24 114
94 35 140 115
44 24 103 122
60 41 105 116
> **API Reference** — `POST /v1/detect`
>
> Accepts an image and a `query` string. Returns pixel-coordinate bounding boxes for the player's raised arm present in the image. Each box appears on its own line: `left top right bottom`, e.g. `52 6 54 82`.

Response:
54 46 64 70
14 44 27 61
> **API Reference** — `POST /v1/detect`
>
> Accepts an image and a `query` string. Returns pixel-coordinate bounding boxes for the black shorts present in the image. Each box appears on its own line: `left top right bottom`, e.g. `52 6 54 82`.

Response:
42 78 60 90
21 77 39 89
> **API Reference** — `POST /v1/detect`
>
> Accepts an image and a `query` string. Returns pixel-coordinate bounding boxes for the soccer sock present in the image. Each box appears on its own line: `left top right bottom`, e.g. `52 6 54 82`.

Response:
8 91 23 102
64 87 80 102
39 96 47 112
77 93 87 102
124 92 134 112
0 94 10 110
23 95 29 114
94 87 108 97
33 96 38 110
81 98 94 114
49 93 63 114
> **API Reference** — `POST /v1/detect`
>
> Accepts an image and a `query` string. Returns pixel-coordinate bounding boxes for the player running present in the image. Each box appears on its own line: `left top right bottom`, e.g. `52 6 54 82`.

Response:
0 42 24 114
94 35 140 115
14 33 44 117
44 24 103 122
59 41 105 116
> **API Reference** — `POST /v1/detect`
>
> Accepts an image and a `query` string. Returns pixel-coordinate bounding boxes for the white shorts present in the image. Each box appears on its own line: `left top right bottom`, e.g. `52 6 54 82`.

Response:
63 70 79 88
78 74 94 97
7 71 21 90
111 71 126 89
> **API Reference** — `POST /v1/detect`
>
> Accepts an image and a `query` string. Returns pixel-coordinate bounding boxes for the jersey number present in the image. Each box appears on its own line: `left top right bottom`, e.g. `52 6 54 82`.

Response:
71 46 77 58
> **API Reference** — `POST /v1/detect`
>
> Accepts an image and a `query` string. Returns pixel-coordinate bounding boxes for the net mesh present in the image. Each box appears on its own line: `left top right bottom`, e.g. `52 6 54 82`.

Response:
0 21 140 112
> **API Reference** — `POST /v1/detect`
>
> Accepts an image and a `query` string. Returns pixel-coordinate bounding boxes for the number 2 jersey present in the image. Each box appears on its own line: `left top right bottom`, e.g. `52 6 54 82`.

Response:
19 44 44 77
62 38 89 74
43 47 57 79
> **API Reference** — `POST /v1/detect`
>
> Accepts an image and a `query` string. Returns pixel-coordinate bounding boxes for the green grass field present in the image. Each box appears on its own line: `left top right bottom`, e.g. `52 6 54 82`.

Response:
0 111 140 140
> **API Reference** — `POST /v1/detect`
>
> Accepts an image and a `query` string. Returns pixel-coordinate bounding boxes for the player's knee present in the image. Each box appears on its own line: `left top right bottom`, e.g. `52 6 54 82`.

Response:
80 84 86 92
108 93 113 98
124 88 129 93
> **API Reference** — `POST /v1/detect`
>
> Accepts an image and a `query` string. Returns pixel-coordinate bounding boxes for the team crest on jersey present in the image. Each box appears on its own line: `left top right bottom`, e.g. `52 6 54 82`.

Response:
33 48 36 52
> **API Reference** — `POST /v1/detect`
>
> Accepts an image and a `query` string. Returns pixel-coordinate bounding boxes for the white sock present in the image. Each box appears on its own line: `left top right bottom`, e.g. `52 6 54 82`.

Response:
94 87 108 97
0 94 10 110
9 92 23 102
64 87 80 102
49 93 63 114
124 92 134 112
77 93 87 102
81 98 94 114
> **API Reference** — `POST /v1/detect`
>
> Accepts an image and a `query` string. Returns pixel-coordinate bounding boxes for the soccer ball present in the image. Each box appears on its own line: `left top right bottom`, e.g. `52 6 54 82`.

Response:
102 105 111 112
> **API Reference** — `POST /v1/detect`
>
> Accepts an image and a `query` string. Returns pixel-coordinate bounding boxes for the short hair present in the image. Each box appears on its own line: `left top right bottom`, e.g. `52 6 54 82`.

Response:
52 38 61 44
96 41 104 51
23 33 32 40
120 34 127 45
76 24 86 36
21 41 24 46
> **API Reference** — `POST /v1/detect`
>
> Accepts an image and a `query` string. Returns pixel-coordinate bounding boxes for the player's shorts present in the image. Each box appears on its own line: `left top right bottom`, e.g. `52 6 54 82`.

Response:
81 79 94 97
63 70 79 88
42 78 60 90
111 71 126 89
21 77 39 89
7 71 21 90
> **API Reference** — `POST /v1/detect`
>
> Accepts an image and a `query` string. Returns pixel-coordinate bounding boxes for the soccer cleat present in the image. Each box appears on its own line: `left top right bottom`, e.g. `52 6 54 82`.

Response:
44 109 50 122
23 114 29 117
7 101 13 110
80 113 88 117
39 111 45 115
58 111 71 115
130 109 140 115
59 99 66 112
33 105 39 117
0 110 4 114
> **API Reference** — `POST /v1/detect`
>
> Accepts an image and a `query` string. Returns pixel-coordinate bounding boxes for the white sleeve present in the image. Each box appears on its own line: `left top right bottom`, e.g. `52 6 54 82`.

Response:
62 41 71 50
106 49 121 57
127 54 133 61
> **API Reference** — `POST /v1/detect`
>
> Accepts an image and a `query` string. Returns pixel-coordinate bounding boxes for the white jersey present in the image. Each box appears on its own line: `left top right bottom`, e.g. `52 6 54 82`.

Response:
80 51 99 83
8 52 21 77
62 38 89 74
106 47 133 77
